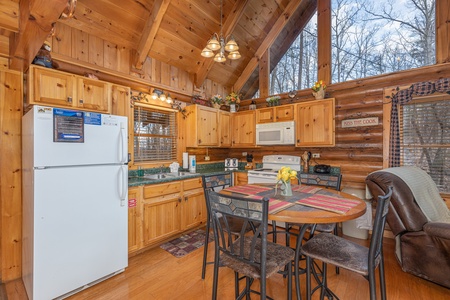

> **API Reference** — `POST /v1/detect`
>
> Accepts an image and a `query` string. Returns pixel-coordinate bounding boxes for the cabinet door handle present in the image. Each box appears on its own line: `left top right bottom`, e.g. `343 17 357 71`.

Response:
178 197 182 203
184 196 188 201
79 99 84 104
67 96 72 103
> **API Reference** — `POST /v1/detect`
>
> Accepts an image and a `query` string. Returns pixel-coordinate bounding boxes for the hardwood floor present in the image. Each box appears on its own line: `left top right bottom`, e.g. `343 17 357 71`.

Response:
2 231 449 300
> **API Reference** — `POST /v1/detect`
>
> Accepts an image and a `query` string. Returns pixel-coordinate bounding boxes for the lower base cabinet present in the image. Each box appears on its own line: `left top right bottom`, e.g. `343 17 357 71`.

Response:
128 186 142 253
128 177 207 254
234 172 248 186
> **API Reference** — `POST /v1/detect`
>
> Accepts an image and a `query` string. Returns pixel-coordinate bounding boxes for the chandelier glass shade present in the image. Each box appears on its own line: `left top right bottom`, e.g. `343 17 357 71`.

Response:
201 0 241 62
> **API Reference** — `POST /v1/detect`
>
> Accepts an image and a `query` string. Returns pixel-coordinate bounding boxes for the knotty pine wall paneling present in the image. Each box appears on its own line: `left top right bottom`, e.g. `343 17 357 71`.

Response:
49 22 230 103
0 69 22 281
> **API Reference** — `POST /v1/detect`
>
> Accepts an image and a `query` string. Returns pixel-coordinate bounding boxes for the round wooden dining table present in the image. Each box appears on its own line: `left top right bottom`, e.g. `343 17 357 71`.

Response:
220 183 368 300
267 185 367 300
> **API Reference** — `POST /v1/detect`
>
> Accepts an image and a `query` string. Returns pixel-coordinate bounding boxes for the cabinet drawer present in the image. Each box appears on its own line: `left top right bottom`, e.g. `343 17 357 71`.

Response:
183 177 203 190
143 181 182 198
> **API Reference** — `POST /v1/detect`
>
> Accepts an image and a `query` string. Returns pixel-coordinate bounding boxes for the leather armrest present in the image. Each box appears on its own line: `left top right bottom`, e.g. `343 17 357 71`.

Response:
423 222 450 240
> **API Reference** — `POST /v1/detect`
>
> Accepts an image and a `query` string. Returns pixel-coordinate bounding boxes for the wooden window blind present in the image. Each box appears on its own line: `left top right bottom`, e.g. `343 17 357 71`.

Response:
133 106 177 162
399 95 450 193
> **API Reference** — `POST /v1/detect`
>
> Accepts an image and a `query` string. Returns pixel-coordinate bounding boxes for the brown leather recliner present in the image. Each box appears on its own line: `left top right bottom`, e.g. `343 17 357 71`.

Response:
366 171 450 289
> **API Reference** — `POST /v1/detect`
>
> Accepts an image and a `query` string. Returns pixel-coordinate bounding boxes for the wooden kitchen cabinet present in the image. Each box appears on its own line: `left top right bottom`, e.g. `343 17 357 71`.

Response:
142 181 182 247
275 105 294 122
234 172 248 186
185 105 219 147
111 84 132 160
181 177 207 230
219 111 232 147
27 65 111 113
295 98 335 147
138 177 206 250
29 66 75 108
232 110 256 147
76 77 109 113
256 105 294 123
128 186 142 253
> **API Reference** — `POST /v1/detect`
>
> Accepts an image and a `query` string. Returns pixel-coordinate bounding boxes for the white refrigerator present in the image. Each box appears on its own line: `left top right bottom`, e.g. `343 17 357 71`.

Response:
22 105 129 300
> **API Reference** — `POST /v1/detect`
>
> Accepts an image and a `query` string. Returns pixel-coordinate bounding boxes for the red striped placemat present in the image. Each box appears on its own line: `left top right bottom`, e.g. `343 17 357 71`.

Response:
249 195 294 214
291 185 322 194
296 194 360 214
223 184 273 195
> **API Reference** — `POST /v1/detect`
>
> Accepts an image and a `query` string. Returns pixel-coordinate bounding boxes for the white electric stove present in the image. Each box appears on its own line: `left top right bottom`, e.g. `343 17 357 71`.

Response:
247 155 301 184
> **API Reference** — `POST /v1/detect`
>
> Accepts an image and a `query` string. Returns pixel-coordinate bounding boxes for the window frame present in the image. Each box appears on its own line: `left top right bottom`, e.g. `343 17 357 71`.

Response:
383 86 450 196
132 103 178 164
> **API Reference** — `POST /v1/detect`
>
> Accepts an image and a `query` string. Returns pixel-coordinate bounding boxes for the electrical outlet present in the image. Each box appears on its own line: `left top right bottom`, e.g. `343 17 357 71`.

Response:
242 152 247 157
204 156 210 161
312 153 320 158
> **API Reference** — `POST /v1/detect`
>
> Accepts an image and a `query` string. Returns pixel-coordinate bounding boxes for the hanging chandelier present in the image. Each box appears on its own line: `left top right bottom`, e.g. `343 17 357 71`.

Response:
201 0 241 62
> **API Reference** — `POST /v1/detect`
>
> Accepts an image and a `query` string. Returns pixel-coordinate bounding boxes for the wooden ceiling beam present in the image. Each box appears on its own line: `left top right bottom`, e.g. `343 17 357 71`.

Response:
194 0 249 87
317 0 331 85
134 0 171 70
243 1 317 98
9 0 67 71
233 0 305 93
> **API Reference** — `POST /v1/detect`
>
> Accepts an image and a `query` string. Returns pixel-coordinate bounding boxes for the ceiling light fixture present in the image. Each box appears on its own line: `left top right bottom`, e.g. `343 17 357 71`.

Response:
201 0 241 62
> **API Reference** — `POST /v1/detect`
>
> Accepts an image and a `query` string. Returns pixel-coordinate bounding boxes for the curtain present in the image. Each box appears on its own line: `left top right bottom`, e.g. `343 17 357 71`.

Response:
389 78 450 167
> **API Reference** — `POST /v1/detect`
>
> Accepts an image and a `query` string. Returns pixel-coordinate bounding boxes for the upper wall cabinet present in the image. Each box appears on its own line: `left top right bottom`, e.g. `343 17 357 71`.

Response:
219 111 232 147
295 98 335 147
27 65 111 113
232 110 256 147
256 104 294 123
184 105 220 147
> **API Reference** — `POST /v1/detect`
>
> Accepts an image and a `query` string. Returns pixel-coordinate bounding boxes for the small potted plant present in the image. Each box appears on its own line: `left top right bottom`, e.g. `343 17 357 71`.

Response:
226 92 241 112
266 95 280 107
210 94 223 109
312 80 327 100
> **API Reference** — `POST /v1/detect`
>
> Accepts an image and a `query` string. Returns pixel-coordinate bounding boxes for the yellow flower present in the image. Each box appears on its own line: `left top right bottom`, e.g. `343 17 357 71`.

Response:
276 166 297 183
312 80 327 92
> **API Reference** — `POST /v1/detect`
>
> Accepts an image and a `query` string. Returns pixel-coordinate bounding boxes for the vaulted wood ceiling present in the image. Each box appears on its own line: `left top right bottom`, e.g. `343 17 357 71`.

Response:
1 0 317 97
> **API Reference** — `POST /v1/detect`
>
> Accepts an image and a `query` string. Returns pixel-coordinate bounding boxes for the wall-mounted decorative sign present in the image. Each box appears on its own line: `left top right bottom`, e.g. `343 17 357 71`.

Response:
342 117 379 128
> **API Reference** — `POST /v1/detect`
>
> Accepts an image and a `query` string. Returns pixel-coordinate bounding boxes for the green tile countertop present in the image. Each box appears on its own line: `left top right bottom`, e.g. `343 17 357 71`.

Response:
128 162 248 187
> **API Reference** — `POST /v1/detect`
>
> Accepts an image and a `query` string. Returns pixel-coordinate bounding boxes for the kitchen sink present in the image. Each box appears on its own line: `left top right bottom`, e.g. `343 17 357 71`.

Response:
166 171 199 177
143 173 168 179
131 172 200 180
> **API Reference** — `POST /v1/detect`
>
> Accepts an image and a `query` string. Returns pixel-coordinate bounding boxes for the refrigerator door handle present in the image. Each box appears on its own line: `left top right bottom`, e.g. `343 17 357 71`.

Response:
119 122 128 164
119 166 127 206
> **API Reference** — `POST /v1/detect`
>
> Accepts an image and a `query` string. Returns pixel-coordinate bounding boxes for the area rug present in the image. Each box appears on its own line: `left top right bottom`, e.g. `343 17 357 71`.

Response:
160 229 213 258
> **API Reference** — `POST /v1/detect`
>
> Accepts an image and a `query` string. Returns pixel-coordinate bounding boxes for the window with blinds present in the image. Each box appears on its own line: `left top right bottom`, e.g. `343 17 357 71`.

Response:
134 106 177 162
400 95 450 193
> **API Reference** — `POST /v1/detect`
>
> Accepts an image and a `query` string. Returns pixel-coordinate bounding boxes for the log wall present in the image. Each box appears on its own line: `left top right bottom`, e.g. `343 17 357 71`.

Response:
192 63 450 190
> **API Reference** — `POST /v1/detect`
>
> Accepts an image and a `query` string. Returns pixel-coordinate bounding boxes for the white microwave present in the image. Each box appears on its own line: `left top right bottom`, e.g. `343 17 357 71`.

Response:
256 121 296 145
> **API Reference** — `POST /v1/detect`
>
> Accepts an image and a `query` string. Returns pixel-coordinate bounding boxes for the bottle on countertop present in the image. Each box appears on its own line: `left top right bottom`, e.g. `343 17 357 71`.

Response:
189 155 196 173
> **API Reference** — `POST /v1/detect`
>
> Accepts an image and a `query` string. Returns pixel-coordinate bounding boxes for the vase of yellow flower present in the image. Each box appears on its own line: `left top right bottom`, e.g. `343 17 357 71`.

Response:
226 92 241 113
312 80 327 100
275 166 298 196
